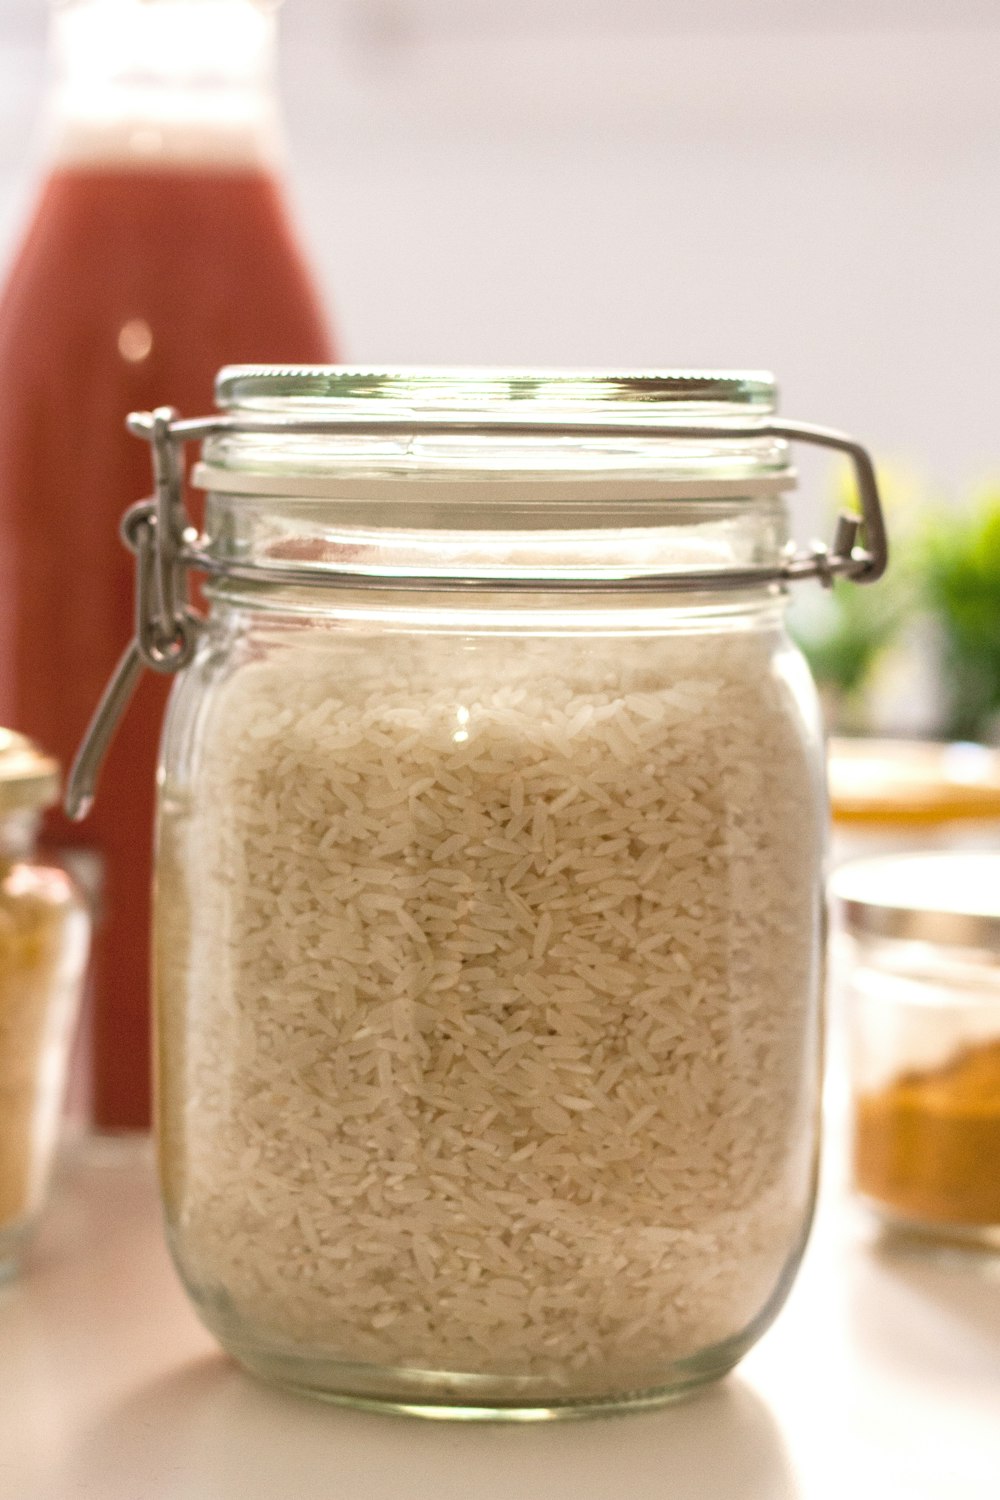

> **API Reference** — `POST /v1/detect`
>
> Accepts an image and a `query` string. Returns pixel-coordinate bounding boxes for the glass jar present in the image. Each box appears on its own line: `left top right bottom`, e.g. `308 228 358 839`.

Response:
70 367 888 1415
0 731 90 1279
832 853 1000 1250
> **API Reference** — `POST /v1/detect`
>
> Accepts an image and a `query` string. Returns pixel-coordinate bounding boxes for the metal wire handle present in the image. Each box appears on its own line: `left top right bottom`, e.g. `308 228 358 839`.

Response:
65 406 888 820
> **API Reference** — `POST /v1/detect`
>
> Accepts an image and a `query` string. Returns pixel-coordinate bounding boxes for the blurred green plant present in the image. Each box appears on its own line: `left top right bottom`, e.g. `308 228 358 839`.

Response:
921 492 1000 741
792 468 1000 743
792 576 904 700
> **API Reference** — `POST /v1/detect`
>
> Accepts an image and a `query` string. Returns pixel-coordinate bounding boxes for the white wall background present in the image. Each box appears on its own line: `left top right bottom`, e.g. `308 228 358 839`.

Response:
2 0 999 528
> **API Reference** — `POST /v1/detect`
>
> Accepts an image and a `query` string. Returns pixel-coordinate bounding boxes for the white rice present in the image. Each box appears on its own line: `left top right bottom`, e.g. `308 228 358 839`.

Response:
156 616 823 1393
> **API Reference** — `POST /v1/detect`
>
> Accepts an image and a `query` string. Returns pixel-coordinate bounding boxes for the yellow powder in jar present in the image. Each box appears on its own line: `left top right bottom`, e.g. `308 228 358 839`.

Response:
0 864 82 1231
854 1038 1000 1226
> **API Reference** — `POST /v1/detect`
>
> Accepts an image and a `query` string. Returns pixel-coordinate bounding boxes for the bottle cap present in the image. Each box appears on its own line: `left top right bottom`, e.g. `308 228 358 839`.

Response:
0 728 60 813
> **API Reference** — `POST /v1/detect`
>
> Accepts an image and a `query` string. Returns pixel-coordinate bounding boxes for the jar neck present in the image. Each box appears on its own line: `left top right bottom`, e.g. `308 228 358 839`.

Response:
202 485 794 599
45 0 283 171
0 810 40 866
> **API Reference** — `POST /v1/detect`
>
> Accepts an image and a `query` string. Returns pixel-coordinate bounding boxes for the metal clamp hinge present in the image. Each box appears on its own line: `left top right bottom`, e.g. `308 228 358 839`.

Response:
65 407 888 820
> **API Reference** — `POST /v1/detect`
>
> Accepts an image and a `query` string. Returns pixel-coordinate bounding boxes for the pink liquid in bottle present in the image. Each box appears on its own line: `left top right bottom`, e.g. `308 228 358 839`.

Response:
0 1 333 1127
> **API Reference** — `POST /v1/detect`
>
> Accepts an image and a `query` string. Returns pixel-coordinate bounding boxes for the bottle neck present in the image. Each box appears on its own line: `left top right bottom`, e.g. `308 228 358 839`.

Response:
45 0 283 171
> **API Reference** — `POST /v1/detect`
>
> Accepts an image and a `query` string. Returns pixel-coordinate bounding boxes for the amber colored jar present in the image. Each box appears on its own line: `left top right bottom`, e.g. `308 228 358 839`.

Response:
832 852 1000 1251
0 731 90 1279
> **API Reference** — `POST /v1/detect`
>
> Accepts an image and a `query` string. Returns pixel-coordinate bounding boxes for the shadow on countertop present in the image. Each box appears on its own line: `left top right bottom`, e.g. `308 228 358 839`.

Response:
58 1359 801 1500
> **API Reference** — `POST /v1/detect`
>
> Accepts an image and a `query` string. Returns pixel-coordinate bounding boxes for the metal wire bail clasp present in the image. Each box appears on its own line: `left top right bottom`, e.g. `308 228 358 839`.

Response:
65 399 891 820
65 410 200 821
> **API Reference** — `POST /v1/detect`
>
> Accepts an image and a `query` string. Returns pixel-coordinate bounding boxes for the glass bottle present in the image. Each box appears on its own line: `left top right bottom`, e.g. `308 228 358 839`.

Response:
0 0 333 1128
64 365 887 1414
0 731 90 1279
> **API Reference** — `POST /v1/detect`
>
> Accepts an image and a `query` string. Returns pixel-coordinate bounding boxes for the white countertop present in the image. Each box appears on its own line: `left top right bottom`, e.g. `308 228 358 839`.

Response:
2 1135 999 1500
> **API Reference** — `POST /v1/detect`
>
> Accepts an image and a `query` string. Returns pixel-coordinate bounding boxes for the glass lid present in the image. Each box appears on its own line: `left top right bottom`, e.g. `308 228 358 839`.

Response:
214 366 778 420
198 366 792 502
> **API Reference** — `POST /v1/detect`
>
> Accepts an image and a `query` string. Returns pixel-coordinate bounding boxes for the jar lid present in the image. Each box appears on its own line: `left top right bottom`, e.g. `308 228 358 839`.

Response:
214 366 778 417
831 853 1000 950
829 739 1000 826
0 729 59 813
197 365 794 508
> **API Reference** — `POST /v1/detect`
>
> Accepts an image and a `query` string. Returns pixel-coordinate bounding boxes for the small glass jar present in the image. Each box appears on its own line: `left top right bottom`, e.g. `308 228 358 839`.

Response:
0 731 90 1279
73 367 888 1415
832 853 1000 1250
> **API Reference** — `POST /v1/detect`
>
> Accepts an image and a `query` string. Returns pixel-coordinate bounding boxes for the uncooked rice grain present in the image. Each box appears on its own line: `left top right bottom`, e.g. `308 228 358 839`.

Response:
156 617 823 1395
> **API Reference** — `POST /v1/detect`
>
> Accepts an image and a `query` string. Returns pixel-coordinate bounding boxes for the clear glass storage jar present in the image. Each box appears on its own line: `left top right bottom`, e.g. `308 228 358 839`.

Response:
71 367 888 1415
0 730 90 1279
832 853 1000 1250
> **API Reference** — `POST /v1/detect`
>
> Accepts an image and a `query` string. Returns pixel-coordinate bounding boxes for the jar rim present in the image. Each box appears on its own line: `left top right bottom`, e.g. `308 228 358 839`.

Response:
214 366 778 418
831 853 1000 951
